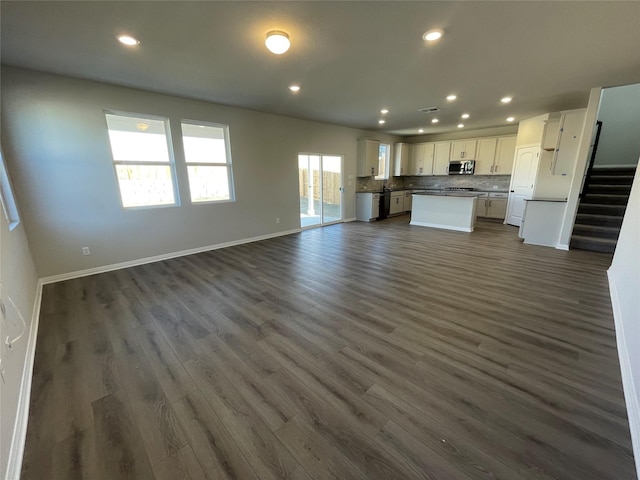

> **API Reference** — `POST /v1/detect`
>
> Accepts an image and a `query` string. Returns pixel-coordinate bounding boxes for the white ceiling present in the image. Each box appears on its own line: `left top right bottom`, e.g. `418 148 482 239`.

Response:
2 1 639 137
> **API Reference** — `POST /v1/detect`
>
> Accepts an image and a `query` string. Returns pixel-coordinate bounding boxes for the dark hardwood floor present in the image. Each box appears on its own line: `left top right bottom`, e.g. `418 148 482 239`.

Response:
22 216 637 479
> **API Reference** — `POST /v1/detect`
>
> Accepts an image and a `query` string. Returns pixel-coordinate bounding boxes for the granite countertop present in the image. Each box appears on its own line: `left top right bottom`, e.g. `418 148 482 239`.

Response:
525 197 567 202
414 191 480 198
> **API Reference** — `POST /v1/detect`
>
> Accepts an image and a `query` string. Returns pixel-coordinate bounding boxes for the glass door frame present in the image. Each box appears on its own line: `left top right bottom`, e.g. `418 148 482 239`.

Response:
298 152 344 230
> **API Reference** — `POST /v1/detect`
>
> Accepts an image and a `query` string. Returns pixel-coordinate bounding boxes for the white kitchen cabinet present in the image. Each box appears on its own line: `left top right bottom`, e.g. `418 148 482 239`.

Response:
487 193 508 219
356 192 380 221
404 190 412 211
410 143 434 175
552 110 585 176
357 138 380 177
494 136 517 175
474 138 497 175
476 192 508 219
450 140 477 160
393 143 410 176
409 143 425 175
433 142 451 176
390 191 405 215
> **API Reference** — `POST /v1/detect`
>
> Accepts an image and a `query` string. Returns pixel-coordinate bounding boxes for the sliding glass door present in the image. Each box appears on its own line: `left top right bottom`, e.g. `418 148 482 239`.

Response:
298 154 343 228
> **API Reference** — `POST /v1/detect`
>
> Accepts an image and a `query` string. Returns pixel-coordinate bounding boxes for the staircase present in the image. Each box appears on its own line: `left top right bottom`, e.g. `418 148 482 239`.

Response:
570 166 636 253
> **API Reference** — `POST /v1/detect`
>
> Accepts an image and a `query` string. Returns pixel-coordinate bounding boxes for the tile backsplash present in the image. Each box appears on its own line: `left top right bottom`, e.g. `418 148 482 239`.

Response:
357 175 510 192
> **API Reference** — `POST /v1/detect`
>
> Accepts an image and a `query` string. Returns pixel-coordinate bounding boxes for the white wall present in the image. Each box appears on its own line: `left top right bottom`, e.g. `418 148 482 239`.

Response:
608 166 640 479
406 125 518 144
596 83 640 167
1 67 400 278
515 114 548 147
0 210 40 479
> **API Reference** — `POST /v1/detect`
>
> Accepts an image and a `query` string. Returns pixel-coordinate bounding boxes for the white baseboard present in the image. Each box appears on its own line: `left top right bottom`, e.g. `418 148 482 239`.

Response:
344 217 357 223
608 272 640 480
556 243 569 251
5 280 43 480
40 228 301 285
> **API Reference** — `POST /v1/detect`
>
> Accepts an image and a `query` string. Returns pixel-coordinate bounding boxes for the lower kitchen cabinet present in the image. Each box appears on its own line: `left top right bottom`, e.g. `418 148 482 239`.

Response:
404 190 412 212
476 192 508 219
390 191 405 215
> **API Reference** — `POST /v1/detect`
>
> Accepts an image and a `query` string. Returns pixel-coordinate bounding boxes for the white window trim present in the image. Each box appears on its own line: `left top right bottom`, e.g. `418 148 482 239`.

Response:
181 119 236 204
104 110 181 210
0 146 20 231
375 143 391 180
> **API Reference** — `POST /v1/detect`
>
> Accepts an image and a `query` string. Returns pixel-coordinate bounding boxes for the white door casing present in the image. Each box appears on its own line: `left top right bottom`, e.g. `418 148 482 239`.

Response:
506 146 540 226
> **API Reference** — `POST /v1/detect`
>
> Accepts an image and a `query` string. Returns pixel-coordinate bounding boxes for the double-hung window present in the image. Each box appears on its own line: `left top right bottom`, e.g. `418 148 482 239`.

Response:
105 112 178 208
181 121 235 203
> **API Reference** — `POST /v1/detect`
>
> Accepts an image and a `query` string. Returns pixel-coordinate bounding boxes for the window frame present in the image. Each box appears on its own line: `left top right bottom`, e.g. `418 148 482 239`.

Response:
375 143 391 180
104 110 181 210
0 146 20 231
180 119 236 204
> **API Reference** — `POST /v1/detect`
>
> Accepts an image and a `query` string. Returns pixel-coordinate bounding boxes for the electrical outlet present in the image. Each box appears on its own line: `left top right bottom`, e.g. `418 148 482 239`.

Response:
276 218 280 224
82 246 91 256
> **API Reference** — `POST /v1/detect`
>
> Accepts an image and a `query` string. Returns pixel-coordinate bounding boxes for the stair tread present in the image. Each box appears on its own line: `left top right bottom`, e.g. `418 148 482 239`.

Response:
573 224 619 232
571 234 617 244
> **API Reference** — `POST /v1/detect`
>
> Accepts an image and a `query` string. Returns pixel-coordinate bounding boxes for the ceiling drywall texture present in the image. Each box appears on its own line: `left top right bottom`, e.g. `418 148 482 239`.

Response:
1 1 639 137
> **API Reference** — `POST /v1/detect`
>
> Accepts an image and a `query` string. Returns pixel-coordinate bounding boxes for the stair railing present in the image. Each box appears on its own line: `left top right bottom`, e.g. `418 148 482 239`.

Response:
580 121 603 198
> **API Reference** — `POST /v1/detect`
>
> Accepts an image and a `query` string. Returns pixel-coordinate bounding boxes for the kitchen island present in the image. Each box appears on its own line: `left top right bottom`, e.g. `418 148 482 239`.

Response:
410 192 478 232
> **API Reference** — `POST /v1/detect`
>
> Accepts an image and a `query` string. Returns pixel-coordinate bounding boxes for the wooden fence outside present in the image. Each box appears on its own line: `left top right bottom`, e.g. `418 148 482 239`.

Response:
298 170 341 205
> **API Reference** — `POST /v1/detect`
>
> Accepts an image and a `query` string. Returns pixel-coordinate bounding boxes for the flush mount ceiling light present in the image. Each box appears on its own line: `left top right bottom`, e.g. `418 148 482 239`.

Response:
501 96 513 103
461 113 470 119
265 31 290 54
422 29 444 41
506 116 515 122
117 34 140 46
446 94 457 101
431 118 439 124
288 84 301 93
457 124 464 128
378 119 386 125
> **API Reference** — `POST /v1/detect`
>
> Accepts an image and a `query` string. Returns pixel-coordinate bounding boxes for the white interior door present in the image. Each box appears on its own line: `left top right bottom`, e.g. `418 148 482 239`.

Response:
506 146 540 226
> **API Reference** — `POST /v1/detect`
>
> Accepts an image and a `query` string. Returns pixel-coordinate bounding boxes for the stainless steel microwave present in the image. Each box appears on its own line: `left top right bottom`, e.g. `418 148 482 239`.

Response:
448 160 475 175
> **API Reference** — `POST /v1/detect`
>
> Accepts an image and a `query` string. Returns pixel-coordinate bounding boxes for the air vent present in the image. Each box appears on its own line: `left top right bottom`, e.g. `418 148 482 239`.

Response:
419 106 441 113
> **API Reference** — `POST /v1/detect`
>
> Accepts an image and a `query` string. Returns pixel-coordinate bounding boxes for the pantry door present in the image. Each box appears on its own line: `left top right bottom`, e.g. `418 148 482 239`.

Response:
506 146 540 226
298 154 343 228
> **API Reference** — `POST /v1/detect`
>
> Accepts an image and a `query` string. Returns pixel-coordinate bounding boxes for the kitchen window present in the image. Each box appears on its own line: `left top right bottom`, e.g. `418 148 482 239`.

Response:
181 121 235 203
375 143 390 180
105 112 179 208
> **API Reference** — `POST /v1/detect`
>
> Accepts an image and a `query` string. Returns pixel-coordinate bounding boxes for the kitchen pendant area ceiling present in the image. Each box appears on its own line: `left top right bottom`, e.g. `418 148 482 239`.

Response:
1 1 639 136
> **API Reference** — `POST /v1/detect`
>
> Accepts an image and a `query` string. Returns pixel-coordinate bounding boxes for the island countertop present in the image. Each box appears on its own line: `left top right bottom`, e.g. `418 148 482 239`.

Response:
413 191 480 198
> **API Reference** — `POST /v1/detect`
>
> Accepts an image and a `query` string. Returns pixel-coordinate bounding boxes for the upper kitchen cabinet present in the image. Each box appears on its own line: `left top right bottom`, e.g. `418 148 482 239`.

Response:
474 136 516 175
474 138 497 175
410 143 435 175
450 140 477 160
542 111 586 176
494 136 517 175
433 142 451 176
357 138 380 177
393 142 410 176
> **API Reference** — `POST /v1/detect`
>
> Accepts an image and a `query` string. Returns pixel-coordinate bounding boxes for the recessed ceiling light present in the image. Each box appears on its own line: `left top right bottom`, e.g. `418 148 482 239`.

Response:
265 31 290 54
378 119 386 125
501 96 513 103
506 116 515 122
457 124 464 128
446 95 457 101
461 113 470 119
380 109 389 114
117 34 139 46
418 129 424 133
431 118 439 124
422 29 444 41
288 84 301 92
